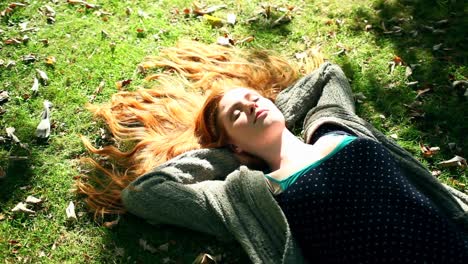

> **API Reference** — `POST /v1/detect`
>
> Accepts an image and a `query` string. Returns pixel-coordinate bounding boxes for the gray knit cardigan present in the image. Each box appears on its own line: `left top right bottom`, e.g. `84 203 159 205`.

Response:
121 62 468 264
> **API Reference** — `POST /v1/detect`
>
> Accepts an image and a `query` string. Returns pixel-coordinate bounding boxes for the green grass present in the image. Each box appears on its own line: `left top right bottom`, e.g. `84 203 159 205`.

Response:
1 0 467 263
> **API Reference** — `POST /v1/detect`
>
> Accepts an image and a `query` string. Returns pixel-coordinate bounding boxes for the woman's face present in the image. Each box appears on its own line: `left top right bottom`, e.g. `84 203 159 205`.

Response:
217 88 285 153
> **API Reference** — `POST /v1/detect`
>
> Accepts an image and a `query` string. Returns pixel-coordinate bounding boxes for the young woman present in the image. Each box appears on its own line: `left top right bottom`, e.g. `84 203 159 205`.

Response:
79 40 467 263
194 84 468 262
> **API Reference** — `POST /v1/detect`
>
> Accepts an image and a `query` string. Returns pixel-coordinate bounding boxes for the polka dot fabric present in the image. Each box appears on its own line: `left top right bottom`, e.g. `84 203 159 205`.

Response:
275 137 468 263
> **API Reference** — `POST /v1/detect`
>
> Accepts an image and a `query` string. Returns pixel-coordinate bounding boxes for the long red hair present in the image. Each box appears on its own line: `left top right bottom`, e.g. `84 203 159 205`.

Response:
77 40 324 218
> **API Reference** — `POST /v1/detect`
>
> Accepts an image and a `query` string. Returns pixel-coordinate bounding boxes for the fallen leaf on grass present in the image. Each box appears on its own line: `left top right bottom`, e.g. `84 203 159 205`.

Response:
66 201 77 220
203 14 224 27
9 2 27 8
193 253 218 264
125 7 132 16
6 127 20 143
433 43 443 51
1 2 26 17
236 36 255 44
22 54 37 63
26 195 42 204
103 216 119 229
405 66 413 78
115 79 132 90
271 11 292 27
35 100 53 138
4 38 22 45
45 56 56 66
36 69 49 85
115 247 125 257
438 156 467 169
67 0 97 9
41 5 56 23
157 242 170 252
419 142 440 157
0 213 5 220
449 178 466 188
226 13 236 25
12 202 35 214
193 4 227 16
415 88 431 99
406 81 419 86
0 90 9 104
431 170 441 177
353 92 367 103
137 9 149 18
139 239 157 253
216 35 233 46
31 77 39 94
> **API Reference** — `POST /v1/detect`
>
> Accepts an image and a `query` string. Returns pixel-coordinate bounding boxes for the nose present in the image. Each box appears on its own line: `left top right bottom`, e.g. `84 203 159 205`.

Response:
245 101 258 114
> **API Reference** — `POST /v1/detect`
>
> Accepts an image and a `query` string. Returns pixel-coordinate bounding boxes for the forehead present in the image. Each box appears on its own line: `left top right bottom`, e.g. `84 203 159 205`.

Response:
219 88 255 109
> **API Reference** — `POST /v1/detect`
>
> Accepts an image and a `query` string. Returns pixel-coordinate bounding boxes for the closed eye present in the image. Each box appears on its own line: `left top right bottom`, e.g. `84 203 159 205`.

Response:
232 109 241 120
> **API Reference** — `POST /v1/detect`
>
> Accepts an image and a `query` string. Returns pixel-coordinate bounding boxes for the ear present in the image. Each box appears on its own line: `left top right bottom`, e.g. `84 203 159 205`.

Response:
228 144 243 154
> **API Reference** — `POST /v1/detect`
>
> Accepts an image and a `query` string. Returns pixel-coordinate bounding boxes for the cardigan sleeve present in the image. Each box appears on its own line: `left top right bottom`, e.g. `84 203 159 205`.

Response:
121 172 233 239
121 148 241 239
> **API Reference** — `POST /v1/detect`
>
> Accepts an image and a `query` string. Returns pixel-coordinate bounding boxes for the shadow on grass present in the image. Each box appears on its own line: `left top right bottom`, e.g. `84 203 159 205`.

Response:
341 0 467 157
99 214 250 263
0 157 33 203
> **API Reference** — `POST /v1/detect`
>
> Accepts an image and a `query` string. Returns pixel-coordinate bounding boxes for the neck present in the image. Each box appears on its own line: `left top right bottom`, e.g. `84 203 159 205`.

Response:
259 129 311 171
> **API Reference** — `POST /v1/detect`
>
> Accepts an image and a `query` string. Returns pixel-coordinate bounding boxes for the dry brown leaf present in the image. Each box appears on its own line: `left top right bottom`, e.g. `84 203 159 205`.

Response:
115 79 132 90
12 202 35 214
9 2 27 8
438 156 467 169
103 217 120 229
419 142 440 157
193 4 227 16
393 56 403 65
236 36 255 44
0 213 6 221
66 201 77 220
4 38 22 45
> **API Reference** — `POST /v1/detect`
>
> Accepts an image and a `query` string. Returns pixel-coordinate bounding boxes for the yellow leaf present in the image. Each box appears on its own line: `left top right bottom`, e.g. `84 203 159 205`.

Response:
203 14 223 27
45 56 56 65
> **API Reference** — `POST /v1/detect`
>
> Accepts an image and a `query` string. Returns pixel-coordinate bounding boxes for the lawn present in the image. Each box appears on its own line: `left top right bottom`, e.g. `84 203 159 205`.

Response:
0 0 466 263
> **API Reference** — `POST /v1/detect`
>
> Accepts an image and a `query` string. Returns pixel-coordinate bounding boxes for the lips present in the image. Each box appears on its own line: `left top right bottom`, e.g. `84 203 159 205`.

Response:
254 110 267 123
